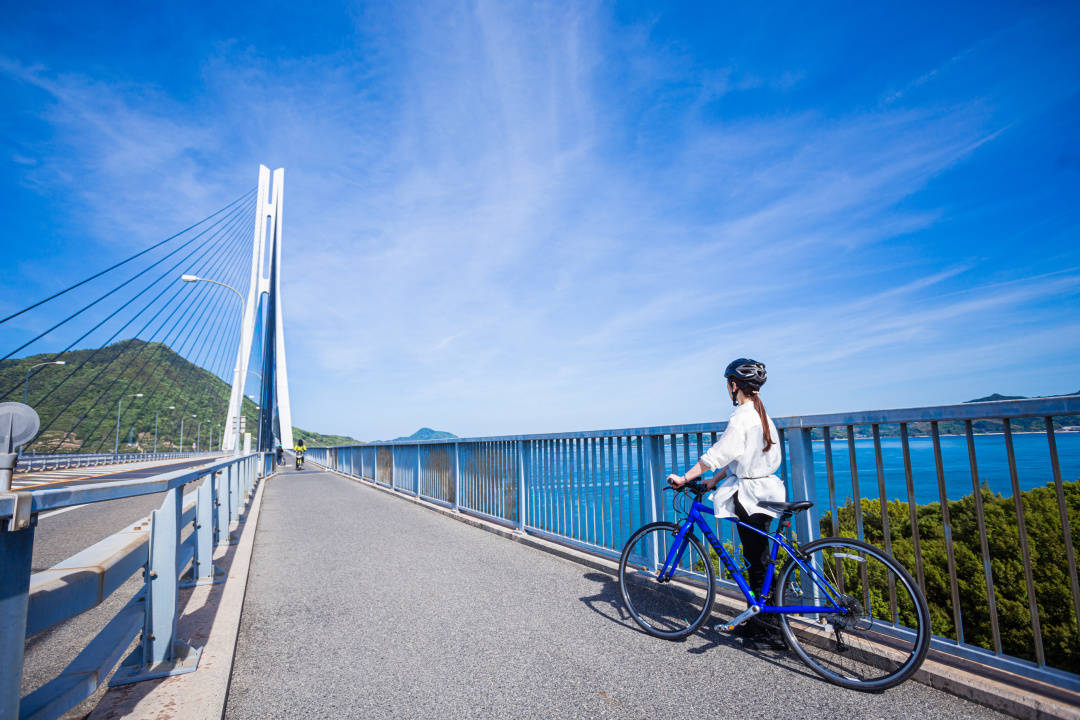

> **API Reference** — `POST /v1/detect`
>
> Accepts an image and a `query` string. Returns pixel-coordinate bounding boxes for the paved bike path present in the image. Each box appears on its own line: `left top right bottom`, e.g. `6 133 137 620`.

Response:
225 468 1006 719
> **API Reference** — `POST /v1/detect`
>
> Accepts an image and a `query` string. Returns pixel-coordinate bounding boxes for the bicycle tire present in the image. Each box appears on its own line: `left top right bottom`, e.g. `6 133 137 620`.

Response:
773 536 931 691
618 522 715 640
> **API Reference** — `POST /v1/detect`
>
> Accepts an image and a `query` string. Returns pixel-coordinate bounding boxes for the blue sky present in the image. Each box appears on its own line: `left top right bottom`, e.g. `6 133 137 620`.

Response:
1 1 1078 441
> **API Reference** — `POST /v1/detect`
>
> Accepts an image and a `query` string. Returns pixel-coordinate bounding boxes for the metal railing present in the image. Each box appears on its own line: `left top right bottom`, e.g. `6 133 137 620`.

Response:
15 451 214 474
0 453 272 720
308 395 1080 690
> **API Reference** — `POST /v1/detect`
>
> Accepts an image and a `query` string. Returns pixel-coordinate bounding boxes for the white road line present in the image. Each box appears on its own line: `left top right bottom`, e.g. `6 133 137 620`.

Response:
39 504 88 519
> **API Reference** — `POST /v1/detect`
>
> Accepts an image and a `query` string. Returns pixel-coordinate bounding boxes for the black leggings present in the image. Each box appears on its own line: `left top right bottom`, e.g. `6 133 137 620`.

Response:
733 492 774 598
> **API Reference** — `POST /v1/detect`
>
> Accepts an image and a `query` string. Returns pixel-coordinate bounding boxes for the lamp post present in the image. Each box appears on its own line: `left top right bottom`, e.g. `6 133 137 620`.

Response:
154 405 175 453
181 414 195 453
249 394 262 457
195 420 204 453
20 360 65 454
114 393 144 460
181 274 245 455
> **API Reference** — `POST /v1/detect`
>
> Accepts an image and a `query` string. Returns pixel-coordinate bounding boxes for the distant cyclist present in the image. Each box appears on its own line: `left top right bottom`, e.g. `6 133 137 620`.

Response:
668 358 783 641
293 438 306 469
275 444 284 465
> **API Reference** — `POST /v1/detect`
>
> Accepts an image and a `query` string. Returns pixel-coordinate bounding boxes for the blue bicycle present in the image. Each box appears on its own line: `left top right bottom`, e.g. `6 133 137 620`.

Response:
618 480 930 691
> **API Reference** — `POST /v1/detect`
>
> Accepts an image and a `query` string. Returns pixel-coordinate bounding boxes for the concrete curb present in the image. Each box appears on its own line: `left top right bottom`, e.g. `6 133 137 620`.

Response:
87 471 271 720
315 463 1080 720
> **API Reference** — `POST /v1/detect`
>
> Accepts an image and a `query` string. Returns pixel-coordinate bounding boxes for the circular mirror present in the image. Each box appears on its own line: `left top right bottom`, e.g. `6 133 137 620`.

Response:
0 402 41 452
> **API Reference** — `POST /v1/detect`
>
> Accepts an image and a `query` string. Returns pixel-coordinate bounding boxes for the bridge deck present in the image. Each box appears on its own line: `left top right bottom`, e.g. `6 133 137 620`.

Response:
226 467 1006 719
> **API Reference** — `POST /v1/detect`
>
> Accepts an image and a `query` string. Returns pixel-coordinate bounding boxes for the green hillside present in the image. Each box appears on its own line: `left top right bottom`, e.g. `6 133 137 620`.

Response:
294 428 360 446
0 339 335 454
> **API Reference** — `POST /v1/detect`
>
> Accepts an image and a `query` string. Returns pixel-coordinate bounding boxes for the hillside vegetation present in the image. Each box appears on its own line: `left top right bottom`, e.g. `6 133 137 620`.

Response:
0 339 341 453
820 479 1080 671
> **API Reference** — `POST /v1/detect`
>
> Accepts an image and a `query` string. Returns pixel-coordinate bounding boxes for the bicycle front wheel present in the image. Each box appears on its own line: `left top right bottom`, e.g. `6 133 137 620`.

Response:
773 537 930 691
618 522 715 640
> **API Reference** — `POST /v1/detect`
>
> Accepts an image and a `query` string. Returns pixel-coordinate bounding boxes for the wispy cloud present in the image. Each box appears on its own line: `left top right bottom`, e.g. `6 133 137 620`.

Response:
3 1 1078 439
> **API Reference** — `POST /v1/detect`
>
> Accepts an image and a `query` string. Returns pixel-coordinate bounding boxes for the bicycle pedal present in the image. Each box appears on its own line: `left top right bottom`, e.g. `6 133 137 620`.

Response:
720 606 760 632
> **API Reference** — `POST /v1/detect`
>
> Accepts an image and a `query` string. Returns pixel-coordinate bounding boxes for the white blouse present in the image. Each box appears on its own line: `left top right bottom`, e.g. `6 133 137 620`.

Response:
700 402 785 518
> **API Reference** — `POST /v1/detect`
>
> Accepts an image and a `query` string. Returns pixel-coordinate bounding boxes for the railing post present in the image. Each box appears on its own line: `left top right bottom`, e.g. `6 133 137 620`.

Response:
517 440 529 532
787 427 820 544
415 445 421 497
453 443 461 512
111 487 201 684
182 476 223 587
229 462 240 524
391 445 396 491
642 434 665 570
0 520 35 719
215 470 233 547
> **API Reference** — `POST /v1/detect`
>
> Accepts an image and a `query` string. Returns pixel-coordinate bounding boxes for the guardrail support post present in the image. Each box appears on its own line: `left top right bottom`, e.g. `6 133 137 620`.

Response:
517 440 529 532
787 428 820 545
111 487 201 685
182 476 224 587
391 446 396 491
229 462 240 524
0 520 35 719
415 445 421 497
215 470 235 547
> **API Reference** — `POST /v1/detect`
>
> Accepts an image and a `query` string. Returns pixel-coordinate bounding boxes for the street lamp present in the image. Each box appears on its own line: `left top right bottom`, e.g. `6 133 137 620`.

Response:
181 414 195 453
114 393 144 459
182 274 245 455
24 361 66 405
20 360 65 454
195 419 204 452
154 405 175 453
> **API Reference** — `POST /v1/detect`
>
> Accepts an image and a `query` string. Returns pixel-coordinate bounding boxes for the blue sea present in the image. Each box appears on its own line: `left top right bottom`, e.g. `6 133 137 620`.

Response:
526 431 1080 550
804 432 1080 511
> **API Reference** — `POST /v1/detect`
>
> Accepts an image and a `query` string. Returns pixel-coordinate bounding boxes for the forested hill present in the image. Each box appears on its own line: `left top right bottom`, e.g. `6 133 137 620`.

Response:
0 339 341 453
293 428 360 446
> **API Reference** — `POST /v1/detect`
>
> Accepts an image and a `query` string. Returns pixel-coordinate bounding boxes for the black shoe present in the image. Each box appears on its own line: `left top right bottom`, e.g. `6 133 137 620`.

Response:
750 616 788 649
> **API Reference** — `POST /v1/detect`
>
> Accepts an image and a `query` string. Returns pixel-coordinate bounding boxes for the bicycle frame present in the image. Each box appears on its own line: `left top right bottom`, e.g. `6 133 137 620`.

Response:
657 497 848 616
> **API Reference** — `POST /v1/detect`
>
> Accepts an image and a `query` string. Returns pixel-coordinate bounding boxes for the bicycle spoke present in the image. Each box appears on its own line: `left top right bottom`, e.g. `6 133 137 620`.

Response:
619 523 714 639
775 538 930 691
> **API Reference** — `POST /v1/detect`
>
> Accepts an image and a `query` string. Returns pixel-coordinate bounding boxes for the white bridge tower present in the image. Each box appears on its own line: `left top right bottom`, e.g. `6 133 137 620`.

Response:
223 165 293 453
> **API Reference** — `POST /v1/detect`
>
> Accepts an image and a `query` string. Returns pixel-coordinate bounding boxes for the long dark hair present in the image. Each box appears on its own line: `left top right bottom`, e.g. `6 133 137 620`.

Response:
731 379 775 452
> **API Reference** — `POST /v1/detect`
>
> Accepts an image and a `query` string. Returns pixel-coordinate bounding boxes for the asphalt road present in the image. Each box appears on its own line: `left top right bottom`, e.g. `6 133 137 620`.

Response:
20 457 221 718
225 468 1007 720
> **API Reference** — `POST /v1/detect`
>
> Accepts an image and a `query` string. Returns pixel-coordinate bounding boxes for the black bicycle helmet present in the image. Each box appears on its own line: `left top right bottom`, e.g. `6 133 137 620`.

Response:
724 357 767 391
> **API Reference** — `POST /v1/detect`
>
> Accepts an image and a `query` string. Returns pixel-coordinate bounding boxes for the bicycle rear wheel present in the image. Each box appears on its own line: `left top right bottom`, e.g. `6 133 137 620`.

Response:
618 522 715 640
773 537 930 691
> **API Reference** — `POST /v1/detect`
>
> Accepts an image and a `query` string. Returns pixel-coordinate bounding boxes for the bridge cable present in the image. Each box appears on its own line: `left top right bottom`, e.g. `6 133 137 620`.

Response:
0 188 255 328
1 195 255 402
38 210 254 452
0 191 257 363
101 226 255 452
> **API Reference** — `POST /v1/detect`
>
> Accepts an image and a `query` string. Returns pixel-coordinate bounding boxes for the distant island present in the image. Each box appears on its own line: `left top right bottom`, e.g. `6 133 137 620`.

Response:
393 427 458 442
827 390 1080 439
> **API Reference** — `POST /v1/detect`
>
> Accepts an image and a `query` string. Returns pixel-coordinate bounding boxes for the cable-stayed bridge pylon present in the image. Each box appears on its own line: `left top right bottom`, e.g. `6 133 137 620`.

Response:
0 164 293 458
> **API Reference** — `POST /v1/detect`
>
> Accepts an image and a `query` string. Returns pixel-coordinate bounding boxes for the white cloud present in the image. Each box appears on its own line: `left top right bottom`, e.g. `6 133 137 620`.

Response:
3 2 1077 440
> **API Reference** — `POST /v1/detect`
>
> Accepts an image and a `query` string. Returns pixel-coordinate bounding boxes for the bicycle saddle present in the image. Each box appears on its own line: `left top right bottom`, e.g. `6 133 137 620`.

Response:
758 500 814 514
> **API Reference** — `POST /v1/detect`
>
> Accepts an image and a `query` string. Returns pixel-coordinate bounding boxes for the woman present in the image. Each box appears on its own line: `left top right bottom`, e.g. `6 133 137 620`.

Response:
667 358 784 637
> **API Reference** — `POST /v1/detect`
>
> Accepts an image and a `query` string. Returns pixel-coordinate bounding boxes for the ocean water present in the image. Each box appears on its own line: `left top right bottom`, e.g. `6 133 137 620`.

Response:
525 431 1080 550
806 432 1080 510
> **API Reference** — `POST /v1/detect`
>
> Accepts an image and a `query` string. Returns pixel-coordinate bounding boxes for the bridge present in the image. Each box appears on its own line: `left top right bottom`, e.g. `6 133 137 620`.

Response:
1 167 1079 720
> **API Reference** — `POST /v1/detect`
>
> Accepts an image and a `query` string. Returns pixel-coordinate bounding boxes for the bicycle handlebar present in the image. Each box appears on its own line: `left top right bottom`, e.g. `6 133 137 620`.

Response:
667 479 708 497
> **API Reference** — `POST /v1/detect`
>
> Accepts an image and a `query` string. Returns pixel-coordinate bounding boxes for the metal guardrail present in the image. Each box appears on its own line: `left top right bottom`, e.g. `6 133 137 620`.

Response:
308 395 1080 691
0 452 273 720
15 451 213 474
